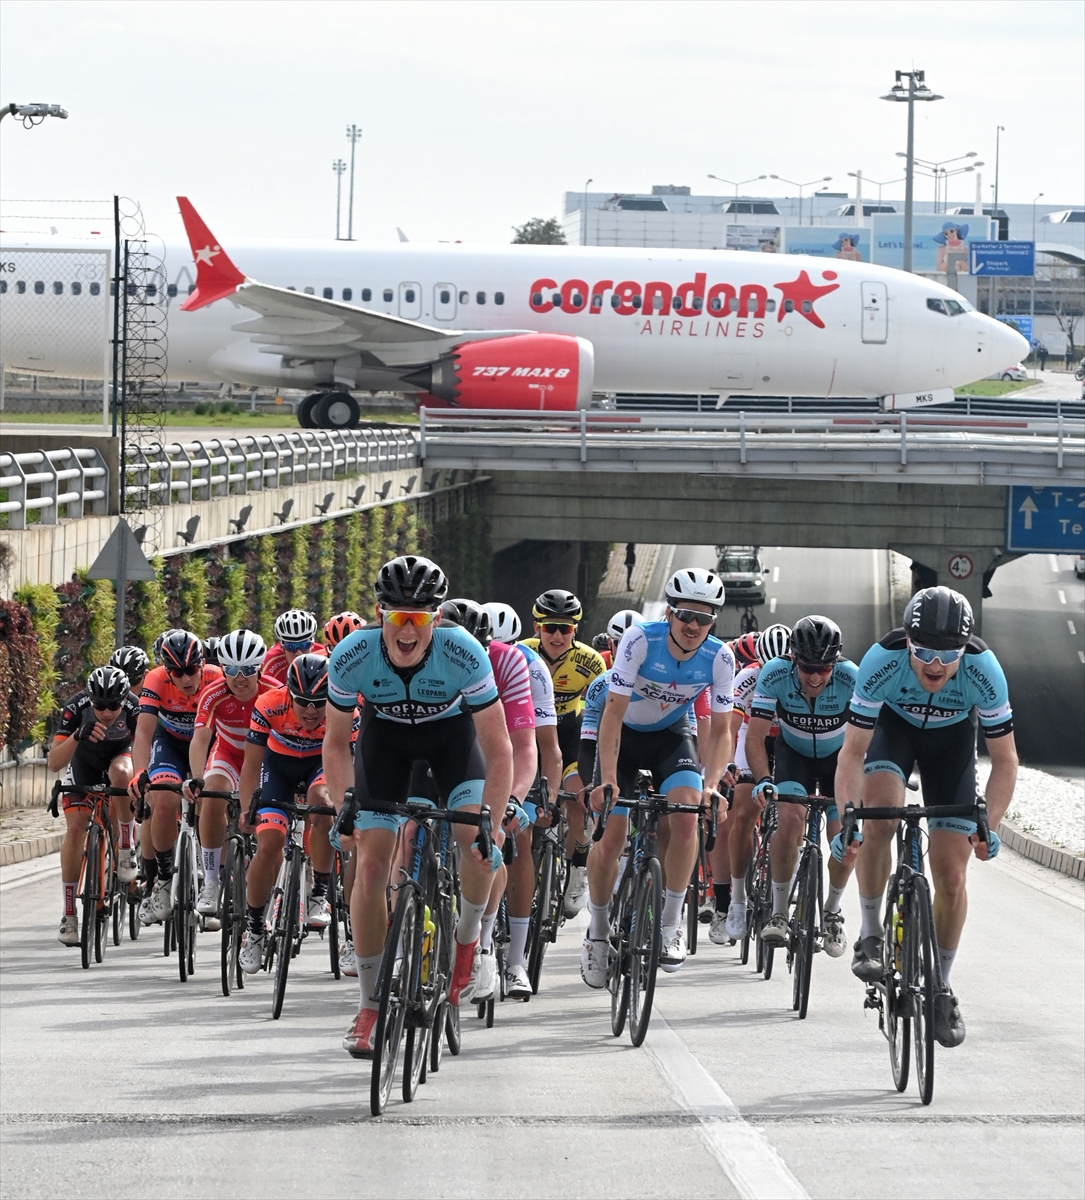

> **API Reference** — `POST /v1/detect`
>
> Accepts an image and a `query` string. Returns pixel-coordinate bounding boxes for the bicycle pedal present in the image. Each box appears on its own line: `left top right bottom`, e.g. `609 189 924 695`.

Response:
863 987 881 1011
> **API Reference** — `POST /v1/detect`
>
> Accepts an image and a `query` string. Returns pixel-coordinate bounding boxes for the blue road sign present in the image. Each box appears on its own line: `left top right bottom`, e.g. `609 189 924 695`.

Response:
970 241 1035 277
1006 486 1085 553
997 314 1033 344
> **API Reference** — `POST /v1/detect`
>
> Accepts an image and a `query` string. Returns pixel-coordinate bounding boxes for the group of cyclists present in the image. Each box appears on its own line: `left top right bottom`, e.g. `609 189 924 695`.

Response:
49 551 1017 1065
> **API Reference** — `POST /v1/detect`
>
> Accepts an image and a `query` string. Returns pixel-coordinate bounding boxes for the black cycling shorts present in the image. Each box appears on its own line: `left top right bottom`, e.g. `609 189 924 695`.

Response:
773 739 839 800
865 706 978 822
616 720 702 800
556 712 583 770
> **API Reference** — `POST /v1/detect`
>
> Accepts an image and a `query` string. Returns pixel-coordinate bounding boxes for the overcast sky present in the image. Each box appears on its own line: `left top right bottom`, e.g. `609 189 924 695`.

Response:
1 0 1082 246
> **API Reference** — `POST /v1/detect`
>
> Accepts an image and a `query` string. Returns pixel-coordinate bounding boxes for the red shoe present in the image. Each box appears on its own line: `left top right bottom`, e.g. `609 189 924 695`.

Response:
342 1007 379 1059
448 938 480 1007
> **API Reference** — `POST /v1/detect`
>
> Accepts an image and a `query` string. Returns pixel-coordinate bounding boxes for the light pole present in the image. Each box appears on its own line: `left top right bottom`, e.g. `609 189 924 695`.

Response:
881 70 943 273
332 159 346 240
0 101 67 125
993 125 1005 238
345 124 362 241
900 151 978 211
769 175 831 225
1031 191 1043 324
849 172 906 209
582 177 593 246
707 174 768 222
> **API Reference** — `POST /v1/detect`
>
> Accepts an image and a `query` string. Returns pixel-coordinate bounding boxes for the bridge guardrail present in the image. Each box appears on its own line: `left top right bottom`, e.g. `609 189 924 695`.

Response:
123 426 419 507
0 447 109 529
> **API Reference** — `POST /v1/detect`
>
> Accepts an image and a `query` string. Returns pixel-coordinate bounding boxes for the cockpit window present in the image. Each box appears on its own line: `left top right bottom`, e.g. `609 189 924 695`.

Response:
927 298 947 315
944 299 966 316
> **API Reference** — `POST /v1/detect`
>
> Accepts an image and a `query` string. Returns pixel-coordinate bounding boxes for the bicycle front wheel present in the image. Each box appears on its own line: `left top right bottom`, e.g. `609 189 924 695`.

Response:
791 853 817 1019
628 856 662 1048
610 870 633 1039
221 839 245 996
740 848 757 965
686 830 704 957
402 899 429 1104
527 842 554 995
271 856 301 1020
328 852 343 980
176 846 192 983
884 880 910 1094
371 890 418 1115
910 875 937 1106
80 825 100 971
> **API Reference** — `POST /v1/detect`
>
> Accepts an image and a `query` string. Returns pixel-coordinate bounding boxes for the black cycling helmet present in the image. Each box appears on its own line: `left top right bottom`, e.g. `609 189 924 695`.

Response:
374 555 448 608
285 653 329 701
203 636 221 666
109 645 149 683
159 630 204 672
152 628 184 665
591 632 610 652
903 586 974 651
87 665 130 707
440 598 494 646
532 589 583 623
790 615 842 665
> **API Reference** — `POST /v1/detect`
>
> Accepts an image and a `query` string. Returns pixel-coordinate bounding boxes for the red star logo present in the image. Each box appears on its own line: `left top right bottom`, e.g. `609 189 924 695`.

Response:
773 269 839 329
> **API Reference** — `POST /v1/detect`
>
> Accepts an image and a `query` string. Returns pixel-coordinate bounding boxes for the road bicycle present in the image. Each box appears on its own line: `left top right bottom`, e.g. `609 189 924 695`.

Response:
597 776 706 1048
685 772 729 956
50 780 127 970
216 793 249 996
476 805 521 1026
841 798 989 1106
743 791 778 975
246 787 338 1020
336 790 493 1116
526 780 571 995
327 847 352 981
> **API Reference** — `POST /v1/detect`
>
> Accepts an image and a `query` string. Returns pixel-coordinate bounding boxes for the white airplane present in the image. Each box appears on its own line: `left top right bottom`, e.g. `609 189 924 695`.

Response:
1 196 1027 426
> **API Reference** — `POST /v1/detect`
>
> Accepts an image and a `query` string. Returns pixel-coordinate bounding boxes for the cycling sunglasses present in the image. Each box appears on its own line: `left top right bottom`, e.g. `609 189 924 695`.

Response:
909 643 965 665
670 607 716 627
292 697 326 710
167 665 201 678
796 662 833 677
92 703 122 713
281 639 313 652
540 622 576 635
381 607 439 627
221 663 261 678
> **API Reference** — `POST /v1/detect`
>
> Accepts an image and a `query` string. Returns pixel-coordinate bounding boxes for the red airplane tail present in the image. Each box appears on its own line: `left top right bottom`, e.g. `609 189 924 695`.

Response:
177 196 246 310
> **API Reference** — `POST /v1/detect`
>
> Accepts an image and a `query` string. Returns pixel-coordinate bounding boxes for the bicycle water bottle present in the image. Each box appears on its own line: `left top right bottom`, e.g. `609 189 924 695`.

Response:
422 906 435 983
893 893 904 971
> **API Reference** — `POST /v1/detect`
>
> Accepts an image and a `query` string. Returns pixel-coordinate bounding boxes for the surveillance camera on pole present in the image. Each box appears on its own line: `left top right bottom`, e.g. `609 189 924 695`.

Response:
1 102 68 127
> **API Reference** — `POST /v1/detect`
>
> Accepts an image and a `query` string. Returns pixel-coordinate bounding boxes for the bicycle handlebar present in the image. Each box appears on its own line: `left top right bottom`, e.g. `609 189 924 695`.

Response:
841 799 991 848
49 779 130 817
335 788 495 862
591 784 615 842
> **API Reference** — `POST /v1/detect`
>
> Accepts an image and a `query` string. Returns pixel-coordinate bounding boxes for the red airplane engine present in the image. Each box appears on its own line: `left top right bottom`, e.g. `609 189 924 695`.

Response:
403 333 593 410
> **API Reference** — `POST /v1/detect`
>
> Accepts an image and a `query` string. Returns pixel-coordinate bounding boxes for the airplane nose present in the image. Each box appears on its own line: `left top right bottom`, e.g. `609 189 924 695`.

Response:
988 315 1030 367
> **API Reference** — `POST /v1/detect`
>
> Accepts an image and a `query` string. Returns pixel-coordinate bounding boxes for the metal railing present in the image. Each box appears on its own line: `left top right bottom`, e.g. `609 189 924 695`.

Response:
417 407 1084 484
0 447 109 528
123 426 419 506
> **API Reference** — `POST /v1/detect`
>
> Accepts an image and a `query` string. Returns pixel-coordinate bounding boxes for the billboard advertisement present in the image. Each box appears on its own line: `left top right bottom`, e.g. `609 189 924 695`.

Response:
870 214 994 272
725 224 781 253
781 227 870 261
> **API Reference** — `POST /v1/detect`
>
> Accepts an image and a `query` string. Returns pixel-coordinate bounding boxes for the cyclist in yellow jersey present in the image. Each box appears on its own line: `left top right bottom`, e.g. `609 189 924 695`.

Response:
521 589 606 914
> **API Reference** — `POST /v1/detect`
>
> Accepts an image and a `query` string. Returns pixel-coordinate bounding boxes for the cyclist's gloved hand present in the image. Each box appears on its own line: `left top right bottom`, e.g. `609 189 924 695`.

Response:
830 828 863 863
752 777 774 799
976 828 1000 860
328 823 343 852
503 802 531 833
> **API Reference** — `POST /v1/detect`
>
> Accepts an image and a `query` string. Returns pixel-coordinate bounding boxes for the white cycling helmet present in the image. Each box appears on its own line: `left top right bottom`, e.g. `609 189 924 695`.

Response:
482 601 521 643
274 609 317 643
607 609 641 641
756 623 791 663
665 567 726 610
218 628 267 670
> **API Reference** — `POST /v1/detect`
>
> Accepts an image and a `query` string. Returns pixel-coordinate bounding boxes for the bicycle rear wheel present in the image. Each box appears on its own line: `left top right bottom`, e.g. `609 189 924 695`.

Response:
80 825 100 971
328 852 344 980
128 892 140 941
910 876 936 1106
628 856 662 1048
271 856 301 1020
740 847 757 965
221 839 245 996
884 881 910 1093
609 871 633 1038
686 835 702 957
791 853 817 1019
371 890 417 1115
526 841 554 995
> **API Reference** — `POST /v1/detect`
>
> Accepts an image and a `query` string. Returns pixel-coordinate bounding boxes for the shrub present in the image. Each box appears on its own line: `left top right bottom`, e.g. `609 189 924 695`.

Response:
132 558 170 654
0 599 45 751
13 584 61 742
178 554 210 637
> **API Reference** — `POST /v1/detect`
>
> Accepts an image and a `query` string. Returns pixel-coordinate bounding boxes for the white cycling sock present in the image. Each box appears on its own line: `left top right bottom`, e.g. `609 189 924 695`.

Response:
62 881 77 918
772 881 790 917
938 945 957 986
355 952 382 1010
479 910 498 952
456 897 487 945
730 874 747 905
662 888 686 930
825 884 846 914
859 893 882 939
201 846 222 877
587 898 610 941
508 917 530 968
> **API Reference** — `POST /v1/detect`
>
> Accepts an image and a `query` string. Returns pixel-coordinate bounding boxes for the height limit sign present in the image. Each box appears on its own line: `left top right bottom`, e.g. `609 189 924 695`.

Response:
1005 486 1085 553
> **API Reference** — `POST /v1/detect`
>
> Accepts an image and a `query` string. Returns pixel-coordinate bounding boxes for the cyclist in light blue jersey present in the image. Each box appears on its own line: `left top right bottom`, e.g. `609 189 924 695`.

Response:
580 568 735 987
735 615 857 958
835 586 1018 1049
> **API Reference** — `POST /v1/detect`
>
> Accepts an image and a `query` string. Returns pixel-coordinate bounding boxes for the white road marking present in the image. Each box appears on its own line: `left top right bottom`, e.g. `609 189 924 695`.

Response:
1049 555 1060 572
1058 590 1067 604
769 597 777 613
0 861 61 892
772 566 780 583
646 1010 808 1199
1069 620 1078 635
1079 651 1085 664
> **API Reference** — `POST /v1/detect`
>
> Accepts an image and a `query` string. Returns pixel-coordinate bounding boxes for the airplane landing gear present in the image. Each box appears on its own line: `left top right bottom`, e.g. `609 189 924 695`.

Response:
297 391 361 430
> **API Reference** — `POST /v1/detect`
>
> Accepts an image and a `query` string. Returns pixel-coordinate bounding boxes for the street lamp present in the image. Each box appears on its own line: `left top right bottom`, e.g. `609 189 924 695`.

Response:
881 69 943 272
993 125 1005 237
769 174 831 225
1031 191 1044 323
1 102 67 126
332 159 346 240
345 124 362 241
849 172 906 209
708 174 768 222
899 151 978 211
582 177 593 246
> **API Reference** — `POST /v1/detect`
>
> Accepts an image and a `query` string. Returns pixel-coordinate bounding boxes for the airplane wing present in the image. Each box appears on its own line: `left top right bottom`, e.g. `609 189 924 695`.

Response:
176 197 529 367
